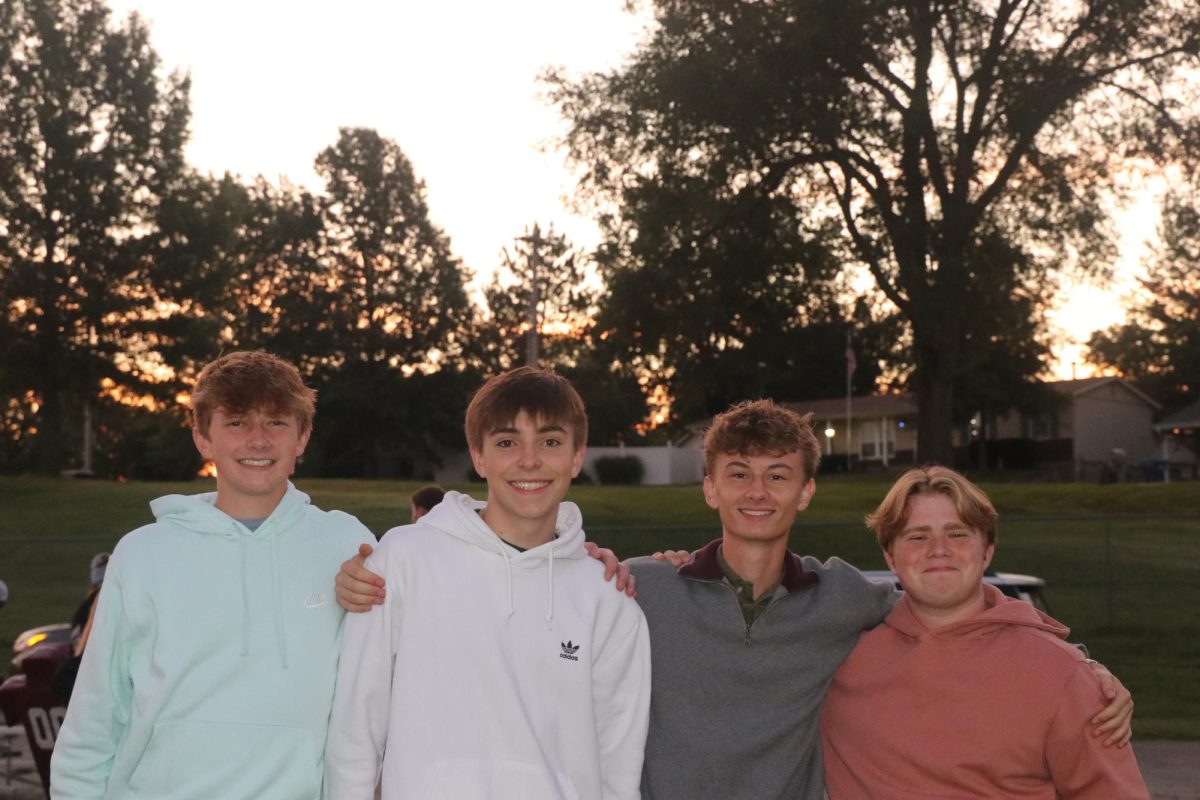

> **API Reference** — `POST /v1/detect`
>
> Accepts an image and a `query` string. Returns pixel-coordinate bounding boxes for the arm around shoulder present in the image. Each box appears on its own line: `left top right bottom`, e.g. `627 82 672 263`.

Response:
1045 663 1150 800
813 556 900 630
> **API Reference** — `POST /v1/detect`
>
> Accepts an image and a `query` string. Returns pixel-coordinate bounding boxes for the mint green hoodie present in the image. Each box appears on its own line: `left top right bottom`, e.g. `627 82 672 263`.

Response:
50 483 374 800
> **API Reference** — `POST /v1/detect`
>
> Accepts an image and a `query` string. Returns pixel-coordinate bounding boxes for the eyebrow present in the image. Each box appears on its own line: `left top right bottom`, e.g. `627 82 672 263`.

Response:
902 522 969 534
488 423 568 436
724 459 794 471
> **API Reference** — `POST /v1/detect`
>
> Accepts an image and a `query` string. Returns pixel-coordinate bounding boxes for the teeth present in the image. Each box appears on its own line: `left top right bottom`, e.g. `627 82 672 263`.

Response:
741 510 773 517
512 481 549 490
240 459 273 467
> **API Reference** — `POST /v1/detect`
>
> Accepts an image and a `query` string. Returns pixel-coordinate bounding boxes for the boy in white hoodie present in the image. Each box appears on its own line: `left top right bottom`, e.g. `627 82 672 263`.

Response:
324 367 651 800
50 351 376 800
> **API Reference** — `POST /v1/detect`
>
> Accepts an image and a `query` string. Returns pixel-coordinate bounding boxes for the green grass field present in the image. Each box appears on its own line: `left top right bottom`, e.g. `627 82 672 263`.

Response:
2 475 1198 738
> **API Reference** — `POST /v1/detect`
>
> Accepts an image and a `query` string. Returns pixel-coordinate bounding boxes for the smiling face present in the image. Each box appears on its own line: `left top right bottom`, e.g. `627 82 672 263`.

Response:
193 406 311 520
884 492 995 627
470 410 584 547
703 451 815 547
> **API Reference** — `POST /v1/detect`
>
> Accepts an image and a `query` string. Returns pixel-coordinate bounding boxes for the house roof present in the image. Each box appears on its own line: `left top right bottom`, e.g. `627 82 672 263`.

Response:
1047 377 1161 410
672 393 917 446
1153 398 1200 431
784 393 917 419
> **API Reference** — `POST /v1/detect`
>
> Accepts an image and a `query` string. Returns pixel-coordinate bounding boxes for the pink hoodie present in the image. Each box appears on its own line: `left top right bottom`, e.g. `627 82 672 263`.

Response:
821 584 1149 799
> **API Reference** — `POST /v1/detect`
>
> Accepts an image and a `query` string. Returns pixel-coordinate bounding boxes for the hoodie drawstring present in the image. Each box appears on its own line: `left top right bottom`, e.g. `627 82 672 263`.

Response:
545 547 555 630
271 535 289 669
239 536 250 657
492 536 516 622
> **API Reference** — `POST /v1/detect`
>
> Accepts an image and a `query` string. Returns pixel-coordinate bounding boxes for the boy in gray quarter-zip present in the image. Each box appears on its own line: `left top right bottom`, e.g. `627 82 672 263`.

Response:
626 399 894 800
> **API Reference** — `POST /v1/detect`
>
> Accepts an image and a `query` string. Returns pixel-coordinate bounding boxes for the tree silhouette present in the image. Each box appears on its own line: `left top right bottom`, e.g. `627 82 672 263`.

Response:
549 0 1200 459
0 0 190 473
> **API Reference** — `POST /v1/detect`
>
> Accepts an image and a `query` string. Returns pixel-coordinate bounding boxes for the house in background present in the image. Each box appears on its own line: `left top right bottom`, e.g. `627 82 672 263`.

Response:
782 394 918 470
1151 397 1200 480
989 377 1160 479
784 377 1176 479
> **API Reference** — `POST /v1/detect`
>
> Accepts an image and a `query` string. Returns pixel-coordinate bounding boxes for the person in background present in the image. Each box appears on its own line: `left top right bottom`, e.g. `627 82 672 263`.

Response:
409 484 445 523
821 466 1149 799
51 552 111 702
70 553 109 656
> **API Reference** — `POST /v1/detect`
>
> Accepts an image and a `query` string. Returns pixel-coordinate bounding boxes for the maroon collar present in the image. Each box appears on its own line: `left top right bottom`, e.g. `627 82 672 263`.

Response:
678 538 820 592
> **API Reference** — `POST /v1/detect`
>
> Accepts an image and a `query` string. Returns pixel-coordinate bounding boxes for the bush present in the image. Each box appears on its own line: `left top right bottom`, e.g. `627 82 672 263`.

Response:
593 455 644 485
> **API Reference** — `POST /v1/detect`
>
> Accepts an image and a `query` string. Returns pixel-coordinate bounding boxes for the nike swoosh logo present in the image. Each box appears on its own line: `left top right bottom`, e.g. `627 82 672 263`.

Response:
304 599 328 609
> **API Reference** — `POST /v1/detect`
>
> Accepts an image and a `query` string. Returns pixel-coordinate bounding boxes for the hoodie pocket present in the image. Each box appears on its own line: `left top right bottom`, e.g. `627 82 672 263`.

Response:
128 720 319 799
421 759 581 800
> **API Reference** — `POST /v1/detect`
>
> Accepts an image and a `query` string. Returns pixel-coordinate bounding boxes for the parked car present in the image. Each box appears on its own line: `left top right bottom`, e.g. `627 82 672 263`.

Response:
861 570 1049 613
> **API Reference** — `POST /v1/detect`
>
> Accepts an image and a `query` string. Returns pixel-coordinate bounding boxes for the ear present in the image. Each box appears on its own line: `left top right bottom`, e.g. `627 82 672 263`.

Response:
702 474 719 510
296 426 312 456
982 542 995 569
796 478 816 512
882 545 897 574
469 448 487 479
570 445 586 479
192 426 213 460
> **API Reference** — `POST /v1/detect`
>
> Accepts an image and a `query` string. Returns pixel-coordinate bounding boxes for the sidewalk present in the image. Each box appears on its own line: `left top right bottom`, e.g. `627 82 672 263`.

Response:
1 729 1197 799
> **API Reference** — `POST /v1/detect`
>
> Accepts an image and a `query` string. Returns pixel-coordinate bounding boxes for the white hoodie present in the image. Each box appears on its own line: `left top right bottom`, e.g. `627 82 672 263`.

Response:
324 491 650 800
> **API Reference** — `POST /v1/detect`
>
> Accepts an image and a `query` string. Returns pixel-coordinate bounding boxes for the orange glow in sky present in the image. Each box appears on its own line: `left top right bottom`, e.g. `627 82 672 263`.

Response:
103 0 1152 379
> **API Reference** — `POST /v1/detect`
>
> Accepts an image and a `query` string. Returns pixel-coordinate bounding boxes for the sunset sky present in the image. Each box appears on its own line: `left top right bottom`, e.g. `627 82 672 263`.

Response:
104 0 1155 379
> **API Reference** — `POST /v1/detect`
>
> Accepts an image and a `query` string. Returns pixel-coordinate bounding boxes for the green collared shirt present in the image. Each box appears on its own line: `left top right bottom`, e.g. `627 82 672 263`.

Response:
716 546 781 627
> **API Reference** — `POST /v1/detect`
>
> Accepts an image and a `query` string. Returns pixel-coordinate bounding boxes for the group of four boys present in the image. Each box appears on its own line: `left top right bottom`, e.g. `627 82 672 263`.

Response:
50 350 1148 798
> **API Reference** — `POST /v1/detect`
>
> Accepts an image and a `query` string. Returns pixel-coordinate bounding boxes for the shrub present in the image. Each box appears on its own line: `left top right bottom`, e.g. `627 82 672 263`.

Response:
593 455 644 485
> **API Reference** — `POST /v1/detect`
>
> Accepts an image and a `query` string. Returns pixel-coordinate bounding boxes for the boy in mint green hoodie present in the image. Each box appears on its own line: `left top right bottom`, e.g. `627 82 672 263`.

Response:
50 351 375 800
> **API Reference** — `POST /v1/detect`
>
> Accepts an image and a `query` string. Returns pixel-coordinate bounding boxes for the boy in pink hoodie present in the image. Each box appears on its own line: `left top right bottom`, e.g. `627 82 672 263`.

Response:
821 466 1148 799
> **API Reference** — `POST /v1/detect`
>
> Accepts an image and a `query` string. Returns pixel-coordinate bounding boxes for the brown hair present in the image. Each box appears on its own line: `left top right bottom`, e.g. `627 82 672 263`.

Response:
703 400 820 480
410 484 446 512
191 351 317 436
866 466 998 551
464 367 587 452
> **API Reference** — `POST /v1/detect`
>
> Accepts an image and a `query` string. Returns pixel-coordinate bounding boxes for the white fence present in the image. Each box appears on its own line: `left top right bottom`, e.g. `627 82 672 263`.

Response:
582 445 704 485
433 445 704 486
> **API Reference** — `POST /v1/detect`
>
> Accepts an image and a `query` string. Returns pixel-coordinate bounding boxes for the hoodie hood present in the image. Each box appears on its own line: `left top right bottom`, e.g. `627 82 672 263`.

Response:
420 490 587 563
149 481 310 539
420 490 587 628
886 583 1069 642
149 482 312 667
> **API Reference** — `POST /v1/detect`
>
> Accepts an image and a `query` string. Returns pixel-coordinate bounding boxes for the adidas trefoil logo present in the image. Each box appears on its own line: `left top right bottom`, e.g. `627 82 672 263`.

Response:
559 641 580 662
304 591 329 609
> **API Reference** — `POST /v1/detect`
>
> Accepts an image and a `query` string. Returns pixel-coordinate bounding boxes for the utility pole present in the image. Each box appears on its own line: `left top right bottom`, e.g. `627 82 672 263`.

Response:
845 331 855 472
518 225 545 368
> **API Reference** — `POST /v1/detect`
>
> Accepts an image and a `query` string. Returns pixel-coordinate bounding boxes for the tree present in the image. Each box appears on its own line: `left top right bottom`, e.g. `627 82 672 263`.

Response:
0 0 190 473
478 224 651 444
310 128 474 476
316 127 471 370
588 173 894 424
150 172 330 371
1089 193 1200 414
549 0 1200 461
481 223 595 370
